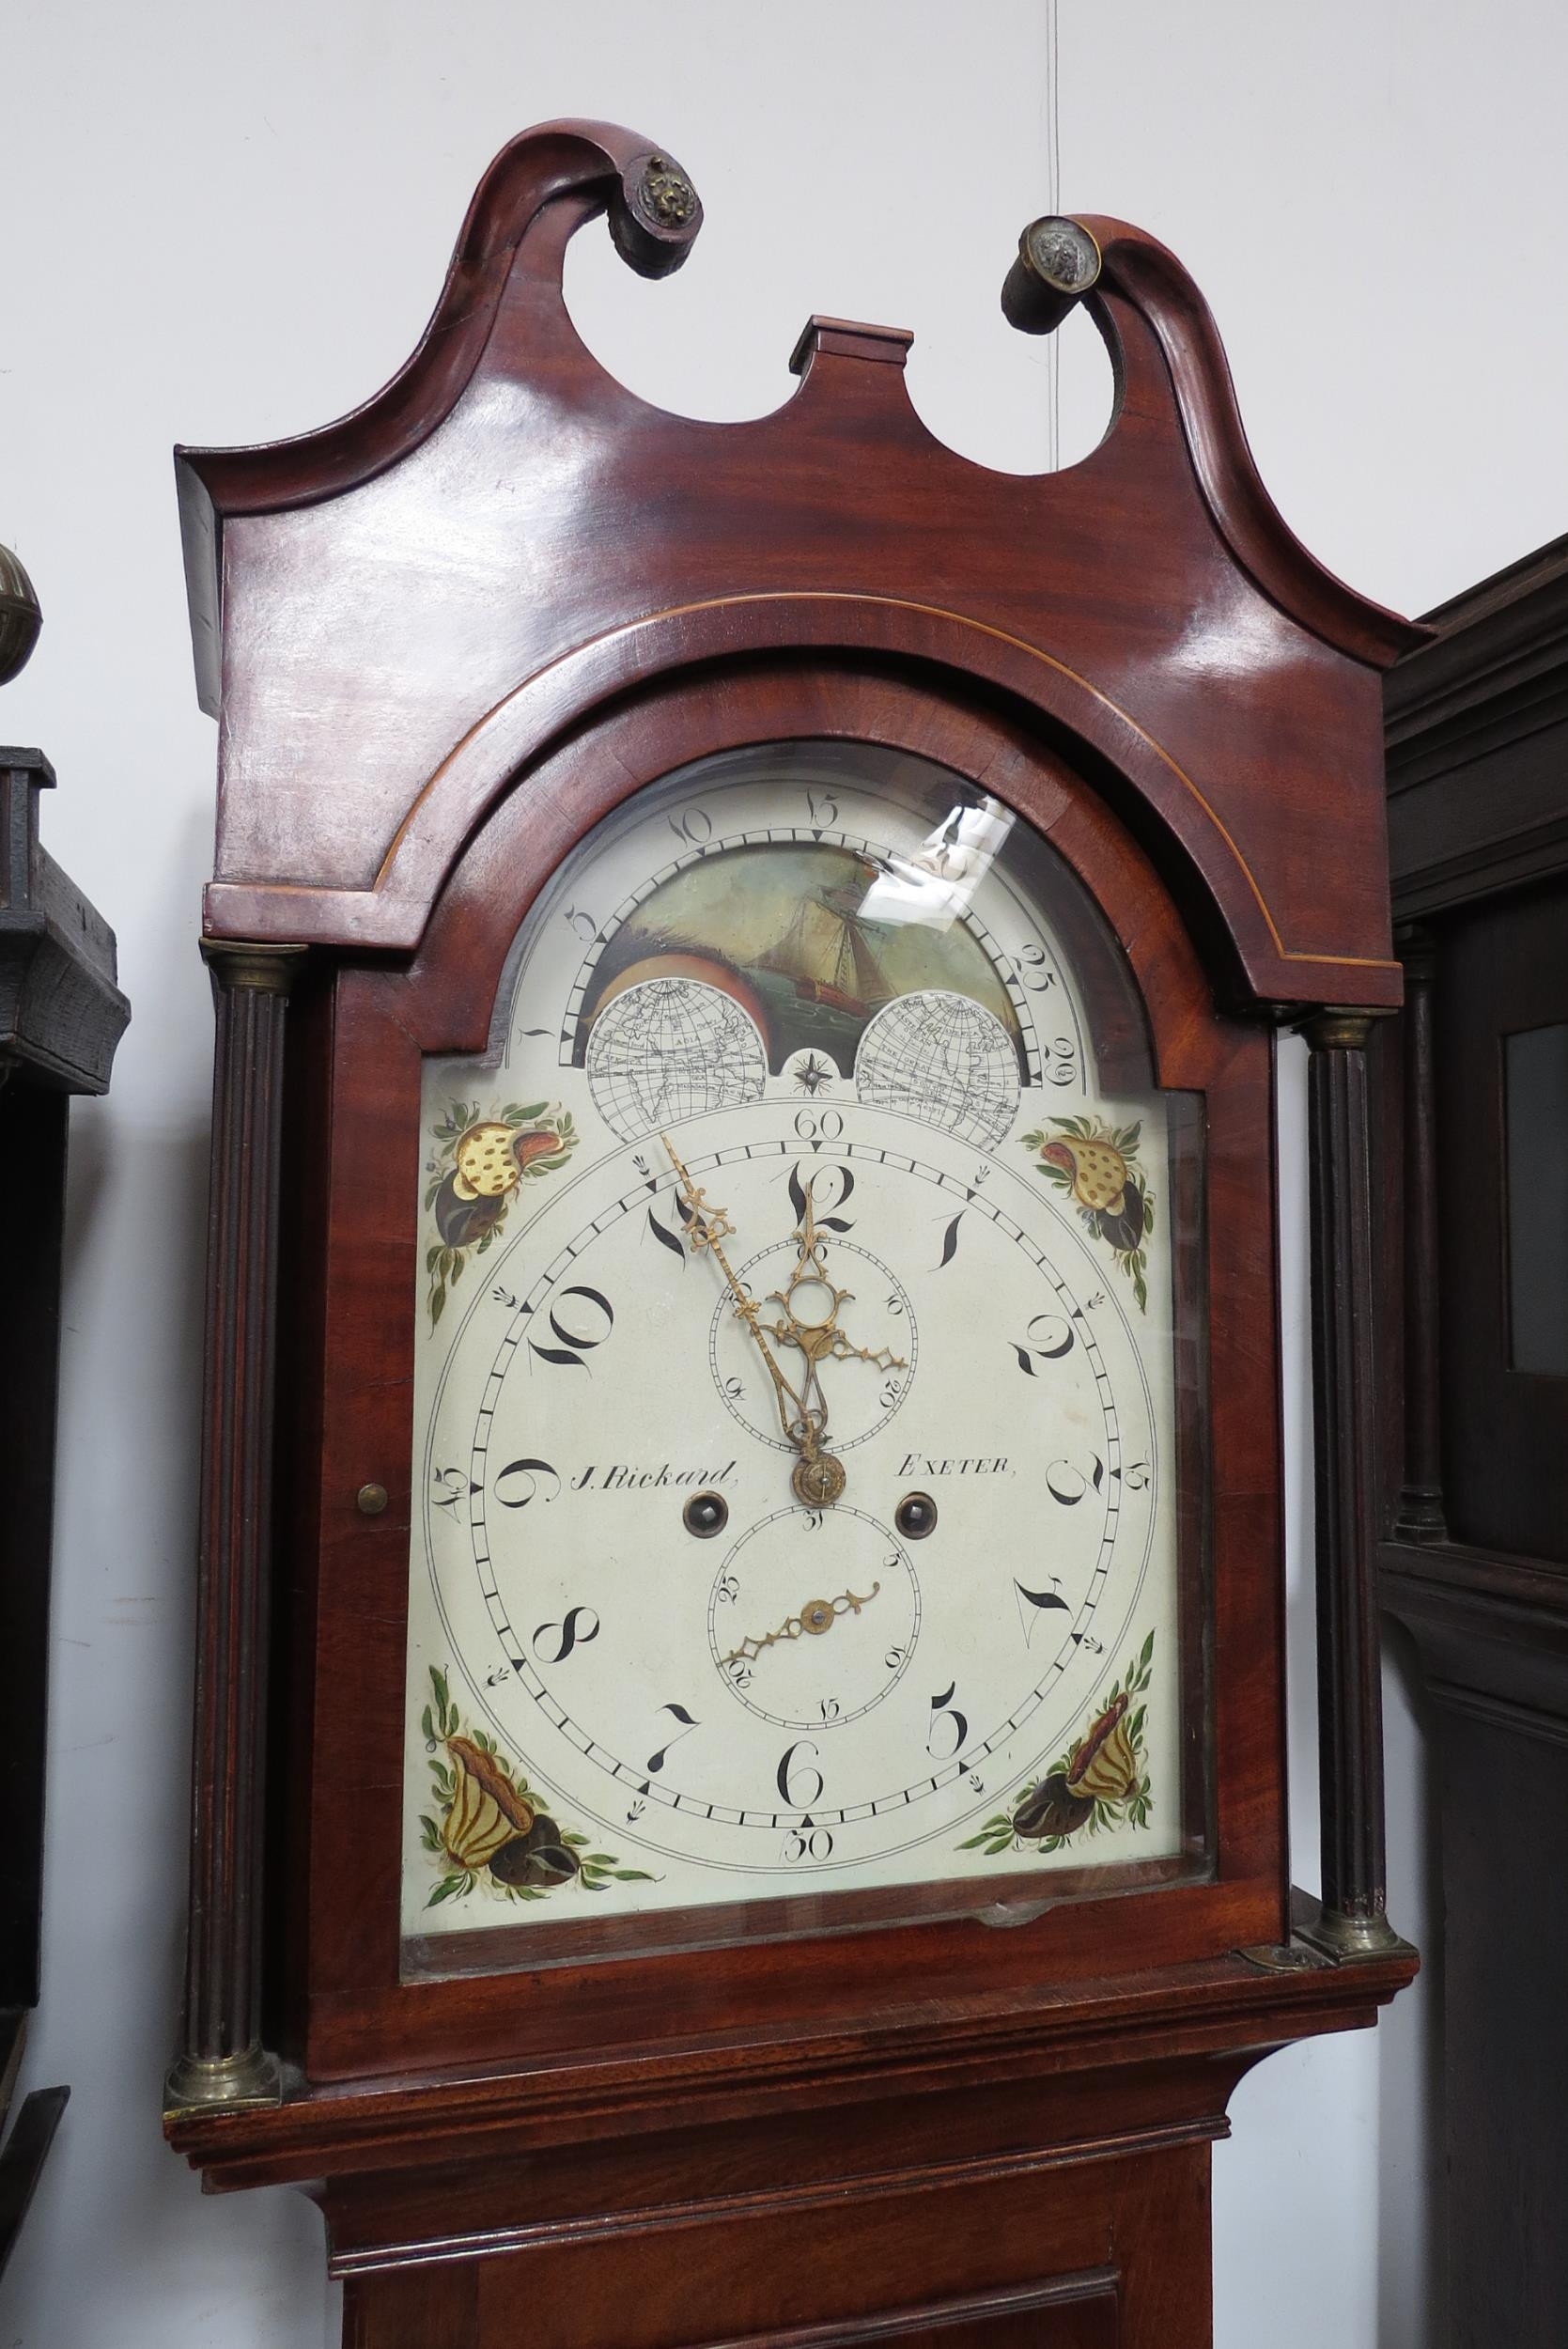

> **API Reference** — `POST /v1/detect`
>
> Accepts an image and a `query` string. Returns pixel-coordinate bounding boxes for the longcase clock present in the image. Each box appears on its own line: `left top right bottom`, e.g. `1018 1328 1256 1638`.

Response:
163 122 1421 2349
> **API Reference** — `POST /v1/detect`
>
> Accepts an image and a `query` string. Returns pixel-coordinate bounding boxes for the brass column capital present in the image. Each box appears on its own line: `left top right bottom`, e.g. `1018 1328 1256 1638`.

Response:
1297 1007 1384 1051
199 938 308 995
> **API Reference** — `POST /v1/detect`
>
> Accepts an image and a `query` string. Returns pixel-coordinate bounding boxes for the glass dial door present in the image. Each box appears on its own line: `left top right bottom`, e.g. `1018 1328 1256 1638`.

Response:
400 742 1203 1972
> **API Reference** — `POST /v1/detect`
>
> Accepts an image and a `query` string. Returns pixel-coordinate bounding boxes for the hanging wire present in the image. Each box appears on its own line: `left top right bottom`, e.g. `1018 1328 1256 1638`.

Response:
1044 0 1063 470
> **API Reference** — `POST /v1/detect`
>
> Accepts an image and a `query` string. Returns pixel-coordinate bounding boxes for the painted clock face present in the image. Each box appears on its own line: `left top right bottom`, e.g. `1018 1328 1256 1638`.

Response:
401 743 1201 1969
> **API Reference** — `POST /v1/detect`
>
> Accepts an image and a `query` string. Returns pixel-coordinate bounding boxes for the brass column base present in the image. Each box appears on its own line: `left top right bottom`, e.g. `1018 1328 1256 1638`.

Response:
1291 1888 1417 1965
163 2041 283 2120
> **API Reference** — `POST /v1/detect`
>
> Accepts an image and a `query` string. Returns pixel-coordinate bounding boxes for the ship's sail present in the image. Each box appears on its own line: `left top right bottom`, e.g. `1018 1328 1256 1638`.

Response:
758 889 893 1011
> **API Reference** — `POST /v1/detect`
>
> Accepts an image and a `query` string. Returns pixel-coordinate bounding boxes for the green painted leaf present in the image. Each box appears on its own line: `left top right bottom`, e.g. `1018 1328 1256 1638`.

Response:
612 1869 655 1882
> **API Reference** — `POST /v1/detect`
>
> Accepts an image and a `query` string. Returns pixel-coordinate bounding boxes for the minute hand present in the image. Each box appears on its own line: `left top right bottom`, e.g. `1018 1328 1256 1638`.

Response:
660 1138 841 1502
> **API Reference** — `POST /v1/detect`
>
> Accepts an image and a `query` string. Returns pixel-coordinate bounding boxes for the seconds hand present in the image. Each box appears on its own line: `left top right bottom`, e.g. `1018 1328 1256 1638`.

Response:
661 1136 847 1507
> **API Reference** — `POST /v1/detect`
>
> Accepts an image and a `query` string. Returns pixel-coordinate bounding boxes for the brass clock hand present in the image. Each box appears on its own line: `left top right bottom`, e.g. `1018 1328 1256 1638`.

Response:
763 1176 908 1377
720 1583 882 1671
661 1137 846 1506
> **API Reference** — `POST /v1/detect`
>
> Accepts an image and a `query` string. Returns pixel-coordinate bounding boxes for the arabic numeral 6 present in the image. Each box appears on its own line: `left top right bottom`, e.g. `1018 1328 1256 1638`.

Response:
782 1826 834 1861
776 1740 824 1806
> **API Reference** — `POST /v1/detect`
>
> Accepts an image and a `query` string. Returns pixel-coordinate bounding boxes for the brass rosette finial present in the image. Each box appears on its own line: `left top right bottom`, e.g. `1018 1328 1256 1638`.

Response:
1001 214 1102 336
611 146 704 279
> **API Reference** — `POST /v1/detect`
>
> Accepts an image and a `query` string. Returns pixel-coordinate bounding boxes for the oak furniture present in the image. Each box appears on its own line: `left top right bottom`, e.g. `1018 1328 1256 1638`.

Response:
1 617 131 2265
1378 531 1568 2349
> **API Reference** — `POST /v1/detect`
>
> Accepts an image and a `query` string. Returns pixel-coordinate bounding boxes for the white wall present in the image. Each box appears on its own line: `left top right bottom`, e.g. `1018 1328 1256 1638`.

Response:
1 6 1562 2343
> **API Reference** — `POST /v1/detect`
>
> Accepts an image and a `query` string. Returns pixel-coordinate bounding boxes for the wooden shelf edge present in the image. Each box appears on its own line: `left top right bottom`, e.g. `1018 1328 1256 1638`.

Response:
166 1937 1416 2192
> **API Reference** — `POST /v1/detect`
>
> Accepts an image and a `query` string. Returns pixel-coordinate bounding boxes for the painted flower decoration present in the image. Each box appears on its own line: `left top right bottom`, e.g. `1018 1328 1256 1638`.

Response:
960 1633 1155 1859
424 1098 577 1324
1022 1113 1155 1311
419 1668 652 1907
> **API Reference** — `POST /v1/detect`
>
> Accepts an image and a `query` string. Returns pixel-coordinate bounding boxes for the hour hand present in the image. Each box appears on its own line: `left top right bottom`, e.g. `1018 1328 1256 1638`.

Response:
822 1329 906 1373
766 1177 906 1374
660 1136 736 1249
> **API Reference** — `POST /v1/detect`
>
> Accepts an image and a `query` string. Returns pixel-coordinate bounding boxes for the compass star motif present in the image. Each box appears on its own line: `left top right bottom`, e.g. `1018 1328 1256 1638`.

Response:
793 1052 834 1097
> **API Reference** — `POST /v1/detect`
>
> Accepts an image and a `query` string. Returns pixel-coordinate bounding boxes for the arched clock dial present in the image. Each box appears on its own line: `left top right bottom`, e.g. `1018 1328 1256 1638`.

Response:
403 745 1194 1961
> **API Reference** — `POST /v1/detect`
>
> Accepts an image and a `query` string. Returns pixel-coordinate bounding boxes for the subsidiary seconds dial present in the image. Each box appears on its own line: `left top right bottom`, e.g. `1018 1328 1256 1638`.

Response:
708 1507 922 1730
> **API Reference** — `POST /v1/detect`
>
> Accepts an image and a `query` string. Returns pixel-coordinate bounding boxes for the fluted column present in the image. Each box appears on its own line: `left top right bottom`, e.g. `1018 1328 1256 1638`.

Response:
165 940 305 2114
1392 927 1448 1542
1301 1010 1405 1955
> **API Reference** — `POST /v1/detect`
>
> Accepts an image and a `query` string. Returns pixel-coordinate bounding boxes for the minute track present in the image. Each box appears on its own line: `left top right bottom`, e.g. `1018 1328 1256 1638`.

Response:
424 1114 1157 1867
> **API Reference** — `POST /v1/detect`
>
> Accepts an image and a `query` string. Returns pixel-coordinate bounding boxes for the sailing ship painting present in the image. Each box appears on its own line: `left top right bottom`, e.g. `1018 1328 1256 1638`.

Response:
752 877 896 1061
574 843 1022 1076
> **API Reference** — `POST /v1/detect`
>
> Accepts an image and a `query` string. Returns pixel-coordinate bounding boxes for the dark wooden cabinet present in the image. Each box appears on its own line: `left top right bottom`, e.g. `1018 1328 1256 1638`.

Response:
1378 533 1568 2347
162 122 1419 2345
0 739 130 2271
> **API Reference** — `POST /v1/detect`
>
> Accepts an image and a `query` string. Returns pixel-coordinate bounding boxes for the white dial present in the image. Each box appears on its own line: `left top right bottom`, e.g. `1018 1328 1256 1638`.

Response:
403 746 1188 1962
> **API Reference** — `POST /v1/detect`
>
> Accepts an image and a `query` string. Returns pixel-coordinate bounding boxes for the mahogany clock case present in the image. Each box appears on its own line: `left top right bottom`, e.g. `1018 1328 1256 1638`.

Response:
273 673 1277 2084
163 119 1421 2346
